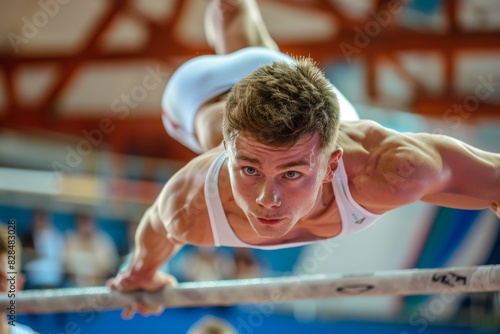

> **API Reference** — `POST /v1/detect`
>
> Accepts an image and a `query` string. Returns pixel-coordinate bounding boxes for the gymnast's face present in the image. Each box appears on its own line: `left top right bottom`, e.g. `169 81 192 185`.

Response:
226 132 335 239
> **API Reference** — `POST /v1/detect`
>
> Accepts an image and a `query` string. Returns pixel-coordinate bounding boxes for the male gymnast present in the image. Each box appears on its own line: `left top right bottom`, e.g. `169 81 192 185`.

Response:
108 0 500 318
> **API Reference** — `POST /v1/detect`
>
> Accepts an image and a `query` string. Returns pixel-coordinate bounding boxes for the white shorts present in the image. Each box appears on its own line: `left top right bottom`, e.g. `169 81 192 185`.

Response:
161 47 358 153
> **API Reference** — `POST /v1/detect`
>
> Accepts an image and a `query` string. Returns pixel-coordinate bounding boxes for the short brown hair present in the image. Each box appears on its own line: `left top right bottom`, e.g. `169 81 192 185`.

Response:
223 57 340 152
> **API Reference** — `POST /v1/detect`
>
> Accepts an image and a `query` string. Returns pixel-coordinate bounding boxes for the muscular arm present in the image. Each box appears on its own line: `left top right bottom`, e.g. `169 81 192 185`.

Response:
109 154 218 318
372 131 500 216
107 188 185 315
127 153 217 277
127 202 183 278
418 134 500 215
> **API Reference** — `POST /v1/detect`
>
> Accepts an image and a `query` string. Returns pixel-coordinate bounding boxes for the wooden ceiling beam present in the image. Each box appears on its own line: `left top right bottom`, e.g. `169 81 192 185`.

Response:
36 0 131 120
445 0 459 33
0 113 196 161
366 55 377 99
145 0 190 54
411 98 499 122
382 53 426 95
2 66 17 112
2 30 499 68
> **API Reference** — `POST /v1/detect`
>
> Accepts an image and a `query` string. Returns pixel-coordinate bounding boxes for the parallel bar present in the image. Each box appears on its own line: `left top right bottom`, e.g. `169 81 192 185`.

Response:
1 265 499 314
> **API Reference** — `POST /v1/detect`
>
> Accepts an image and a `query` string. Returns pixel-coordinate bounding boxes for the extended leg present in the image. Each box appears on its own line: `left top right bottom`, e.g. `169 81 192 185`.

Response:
194 0 280 151
204 0 279 54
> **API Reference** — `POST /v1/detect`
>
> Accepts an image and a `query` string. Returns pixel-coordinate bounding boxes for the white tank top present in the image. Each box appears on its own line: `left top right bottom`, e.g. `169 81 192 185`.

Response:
204 152 383 249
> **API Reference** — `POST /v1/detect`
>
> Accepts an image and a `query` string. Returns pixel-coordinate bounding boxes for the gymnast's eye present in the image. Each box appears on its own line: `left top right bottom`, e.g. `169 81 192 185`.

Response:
284 171 301 179
242 167 257 176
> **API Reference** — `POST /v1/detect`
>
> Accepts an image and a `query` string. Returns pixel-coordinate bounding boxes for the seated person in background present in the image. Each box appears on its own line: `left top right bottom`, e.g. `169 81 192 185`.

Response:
180 247 235 282
64 213 119 287
232 248 262 279
22 209 64 289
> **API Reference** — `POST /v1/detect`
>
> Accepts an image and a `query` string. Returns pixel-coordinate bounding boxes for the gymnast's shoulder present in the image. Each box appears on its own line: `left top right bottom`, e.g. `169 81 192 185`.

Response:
347 120 500 214
152 146 225 245
343 120 450 211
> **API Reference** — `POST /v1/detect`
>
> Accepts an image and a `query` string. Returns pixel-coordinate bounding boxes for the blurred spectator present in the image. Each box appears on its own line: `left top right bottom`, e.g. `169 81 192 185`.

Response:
232 248 262 279
22 210 64 289
64 213 119 287
181 247 235 282
187 315 236 334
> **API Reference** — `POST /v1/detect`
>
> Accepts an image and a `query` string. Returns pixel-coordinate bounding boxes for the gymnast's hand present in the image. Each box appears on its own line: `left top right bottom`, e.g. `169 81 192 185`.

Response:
106 269 178 319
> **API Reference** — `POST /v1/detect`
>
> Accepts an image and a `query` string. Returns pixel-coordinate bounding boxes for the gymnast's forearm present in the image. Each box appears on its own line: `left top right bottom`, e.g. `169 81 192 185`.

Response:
128 205 182 277
446 140 500 210
421 135 500 215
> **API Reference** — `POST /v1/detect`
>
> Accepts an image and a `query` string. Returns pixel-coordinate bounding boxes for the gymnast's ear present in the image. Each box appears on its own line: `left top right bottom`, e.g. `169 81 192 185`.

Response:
323 148 343 183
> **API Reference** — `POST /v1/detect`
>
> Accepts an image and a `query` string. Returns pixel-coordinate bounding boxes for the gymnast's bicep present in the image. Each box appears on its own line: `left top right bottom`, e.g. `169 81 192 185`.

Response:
155 156 216 245
373 137 445 207
416 134 500 213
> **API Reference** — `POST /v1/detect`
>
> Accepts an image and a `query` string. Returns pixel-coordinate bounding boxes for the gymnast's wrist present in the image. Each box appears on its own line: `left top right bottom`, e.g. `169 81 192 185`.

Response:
128 253 162 279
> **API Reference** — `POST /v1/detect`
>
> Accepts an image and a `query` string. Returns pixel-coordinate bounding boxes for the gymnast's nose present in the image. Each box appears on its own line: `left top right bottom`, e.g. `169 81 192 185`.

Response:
256 179 281 208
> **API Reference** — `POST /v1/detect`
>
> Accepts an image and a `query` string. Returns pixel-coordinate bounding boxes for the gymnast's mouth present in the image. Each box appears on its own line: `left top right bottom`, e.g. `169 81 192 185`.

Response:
256 217 284 225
